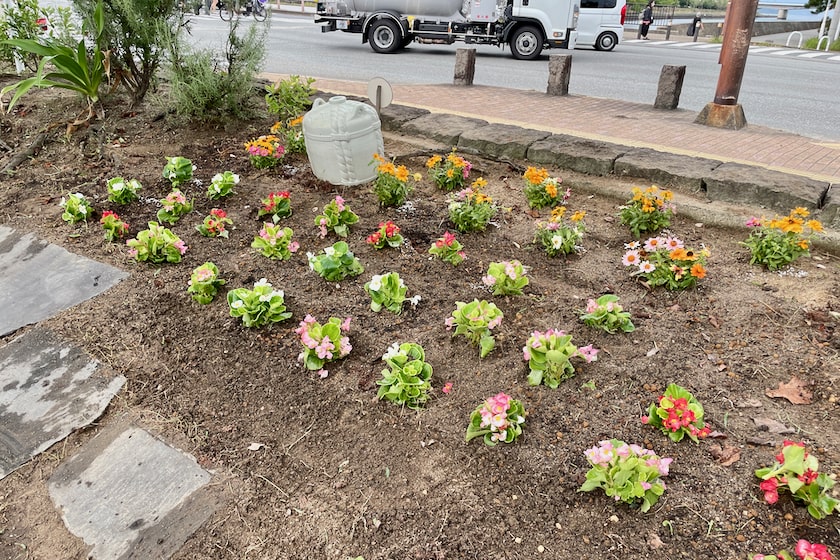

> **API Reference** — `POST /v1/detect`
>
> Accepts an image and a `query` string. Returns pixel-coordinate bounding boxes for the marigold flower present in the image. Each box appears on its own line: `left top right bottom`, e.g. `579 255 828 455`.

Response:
690 263 706 279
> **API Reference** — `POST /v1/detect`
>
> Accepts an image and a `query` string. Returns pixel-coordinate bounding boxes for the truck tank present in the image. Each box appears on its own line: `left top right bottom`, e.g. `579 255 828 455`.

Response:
322 0 468 19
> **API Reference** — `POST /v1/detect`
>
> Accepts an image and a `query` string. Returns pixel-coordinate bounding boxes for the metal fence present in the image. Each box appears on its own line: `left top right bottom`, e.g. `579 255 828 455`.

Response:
624 3 677 39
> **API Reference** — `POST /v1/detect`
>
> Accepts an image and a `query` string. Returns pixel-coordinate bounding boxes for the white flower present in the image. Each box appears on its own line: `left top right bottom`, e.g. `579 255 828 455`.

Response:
212 173 223 183
382 342 400 361
409 294 422 306
368 274 383 291
111 181 125 191
306 252 316 270
323 246 336 257
231 300 244 309
551 235 563 249
232 173 240 184
254 278 270 288
59 197 66 207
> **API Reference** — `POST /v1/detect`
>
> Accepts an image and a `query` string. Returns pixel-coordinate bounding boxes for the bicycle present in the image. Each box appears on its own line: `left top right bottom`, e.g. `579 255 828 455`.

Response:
218 0 269 21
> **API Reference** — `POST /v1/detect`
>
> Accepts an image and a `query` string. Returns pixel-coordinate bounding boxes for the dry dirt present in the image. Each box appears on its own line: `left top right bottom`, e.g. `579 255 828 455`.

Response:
1 84 839 560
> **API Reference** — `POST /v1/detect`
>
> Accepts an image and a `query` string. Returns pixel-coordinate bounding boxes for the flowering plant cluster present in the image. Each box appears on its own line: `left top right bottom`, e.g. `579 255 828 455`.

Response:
271 117 306 155
187 262 225 304
372 153 420 207
162 156 194 187
619 185 675 238
315 195 359 238
60 192 92 224
258 191 292 222
523 329 598 388
642 384 710 443
196 208 233 238
307 241 364 281
448 178 497 233
579 294 635 334
364 272 420 314
207 171 239 200
295 315 352 377
227 278 291 328
428 231 465 265
100 211 128 242
426 149 471 192
755 440 839 520
579 439 672 513
533 206 586 257
622 237 708 290
244 134 285 169
741 208 823 271
465 392 526 446
106 177 142 204
156 189 193 225
483 260 529 296
522 166 569 209
251 223 299 260
445 299 503 358
366 220 404 249
377 342 433 410
751 540 834 560
126 222 187 264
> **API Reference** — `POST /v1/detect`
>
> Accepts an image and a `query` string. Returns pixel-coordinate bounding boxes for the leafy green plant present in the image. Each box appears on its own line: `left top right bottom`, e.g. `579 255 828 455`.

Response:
252 223 298 260
227 278 291 327
59 192 92 223
534 207 586 257
426 148 471 192
579 294 635 334
366 221 403 249
100 210 128 241
0 0 58 71
207 171 239 200
523 329 598 388
741 208 823 271
244 134 285 169
307 241 364 282
428 231 465 265
642 384 710 443
465 392 526 446
126 221 187 263
156 189 193 225
522 166 569 209
106 176 142 204
445 299 503 358
295 315 352 377
270 117 306 155
364 272 419 314
196 208 233 238
371 153 418 207
619 185 675 238
315 195 358 238
447 178 497 233
264 75 315 123
187 262 224 304
2 0 108 121
258 191 291 222
162 156 194 187
756 440 839 520
482 260 529 296
579 439 672 513
377 342 433 410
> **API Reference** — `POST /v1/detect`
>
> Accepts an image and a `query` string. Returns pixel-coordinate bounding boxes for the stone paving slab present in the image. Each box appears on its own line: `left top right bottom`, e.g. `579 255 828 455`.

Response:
0 226 128 336
49 421 217 560
0 327 125 479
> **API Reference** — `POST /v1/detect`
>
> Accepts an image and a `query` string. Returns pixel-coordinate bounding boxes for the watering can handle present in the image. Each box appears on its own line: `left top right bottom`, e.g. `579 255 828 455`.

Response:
312 98 326 108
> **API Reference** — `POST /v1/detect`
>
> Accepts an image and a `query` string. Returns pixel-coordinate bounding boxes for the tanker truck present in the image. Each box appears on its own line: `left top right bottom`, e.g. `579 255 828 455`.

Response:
315 0 579 60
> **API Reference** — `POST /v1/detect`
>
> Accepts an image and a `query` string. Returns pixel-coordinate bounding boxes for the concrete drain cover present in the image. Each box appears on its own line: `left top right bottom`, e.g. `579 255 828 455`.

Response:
0 225 128 336
0 328 125 479
49 422 217 560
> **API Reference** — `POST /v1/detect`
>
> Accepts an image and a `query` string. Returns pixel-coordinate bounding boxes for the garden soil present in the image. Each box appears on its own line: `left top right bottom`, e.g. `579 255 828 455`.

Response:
1 85 839 560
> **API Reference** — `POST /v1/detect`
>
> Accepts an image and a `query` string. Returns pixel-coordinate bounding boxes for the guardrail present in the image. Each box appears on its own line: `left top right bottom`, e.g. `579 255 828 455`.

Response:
625 3 677 39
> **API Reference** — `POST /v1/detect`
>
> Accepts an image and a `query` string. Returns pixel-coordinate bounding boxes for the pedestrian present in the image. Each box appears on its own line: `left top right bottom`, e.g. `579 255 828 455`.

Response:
687 12 703 38
640 1 655 40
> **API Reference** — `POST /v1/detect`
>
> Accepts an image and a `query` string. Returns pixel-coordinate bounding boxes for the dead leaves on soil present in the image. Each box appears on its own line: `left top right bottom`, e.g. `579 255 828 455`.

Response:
709 443 741 466
765 376 813 405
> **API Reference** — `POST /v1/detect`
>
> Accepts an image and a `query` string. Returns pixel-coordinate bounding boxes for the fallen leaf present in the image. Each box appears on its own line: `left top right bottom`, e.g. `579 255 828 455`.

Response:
709 443 741 466
247 442 265 451
709 316 720 328
707 431 727 439
646 347 659 357
753 417 795 434
527 209 540 218
647 533 664 549
766 376 813 405
667 304 681 312
736 398 763 408
747 437 776 446
603 216 615 223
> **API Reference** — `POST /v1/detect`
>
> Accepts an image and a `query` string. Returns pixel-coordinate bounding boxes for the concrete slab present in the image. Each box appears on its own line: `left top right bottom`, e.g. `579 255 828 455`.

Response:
458 123 551 161
0 328 125 478
49 422 217 560
0 226 128 336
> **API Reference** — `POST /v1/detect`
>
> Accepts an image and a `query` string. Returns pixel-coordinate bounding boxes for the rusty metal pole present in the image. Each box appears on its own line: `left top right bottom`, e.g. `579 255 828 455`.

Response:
695 0 759 129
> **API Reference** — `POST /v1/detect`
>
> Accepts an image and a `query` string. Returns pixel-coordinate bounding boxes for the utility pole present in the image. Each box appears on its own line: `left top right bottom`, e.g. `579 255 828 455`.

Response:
695 0 760 129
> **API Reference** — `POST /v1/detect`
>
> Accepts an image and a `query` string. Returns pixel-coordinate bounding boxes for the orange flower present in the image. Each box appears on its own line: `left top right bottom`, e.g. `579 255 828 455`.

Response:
690 263 706 279
570 211 586 222
797 239 810 250
806 219 823 233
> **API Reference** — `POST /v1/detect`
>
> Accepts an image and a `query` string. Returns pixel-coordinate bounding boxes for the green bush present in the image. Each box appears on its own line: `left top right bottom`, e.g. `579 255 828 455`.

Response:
0 0 46 71
165 18 267 124
264 75 315 122
803 36 840 51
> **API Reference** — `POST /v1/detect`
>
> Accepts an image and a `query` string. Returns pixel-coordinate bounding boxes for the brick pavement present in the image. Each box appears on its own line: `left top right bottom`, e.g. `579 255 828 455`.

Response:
283 76 840 184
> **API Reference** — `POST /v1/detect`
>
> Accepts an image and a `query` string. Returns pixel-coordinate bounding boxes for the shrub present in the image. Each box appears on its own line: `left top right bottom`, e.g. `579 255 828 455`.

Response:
264 75 315 123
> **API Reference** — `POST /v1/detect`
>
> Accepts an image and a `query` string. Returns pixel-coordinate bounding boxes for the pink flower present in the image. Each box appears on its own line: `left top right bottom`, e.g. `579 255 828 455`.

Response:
641 415 650 424
622 250 641 267
341 317 352 332
759 478 779 505
442 382 453 394
444 316 455 330
640 481 652 491
487 316 502 330
746 217 761 228
317 369 328 379
522 347 531 361
339 337 352 357
334 196 345 211
577 344 599 363
315 339 334 360
174 240 188 255
289 241 300 253
482 274 496 287
795 539 833 560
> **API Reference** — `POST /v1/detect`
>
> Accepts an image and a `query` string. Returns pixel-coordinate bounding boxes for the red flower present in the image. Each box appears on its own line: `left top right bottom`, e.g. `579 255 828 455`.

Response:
366 232 381 245
680 409 696 427
672 397 688 410
798 469 818 485
759 478 779 504
664 411 681 432
795 539 833 560
210 208 226 219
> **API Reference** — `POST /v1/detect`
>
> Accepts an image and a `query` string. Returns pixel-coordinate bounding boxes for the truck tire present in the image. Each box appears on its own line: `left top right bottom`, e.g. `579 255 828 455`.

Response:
510 25 543 60
369 19 402 54
595 32 618 51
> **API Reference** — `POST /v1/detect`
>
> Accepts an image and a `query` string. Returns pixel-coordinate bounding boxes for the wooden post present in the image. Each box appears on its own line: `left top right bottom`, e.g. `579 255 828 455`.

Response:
453 48 476 86
546 54 572 96
654 65 686 110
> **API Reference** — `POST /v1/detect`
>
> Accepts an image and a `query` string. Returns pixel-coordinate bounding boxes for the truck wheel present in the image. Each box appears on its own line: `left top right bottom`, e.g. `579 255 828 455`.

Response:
369 19 402 54
510 25 543 60
595 32 618 51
